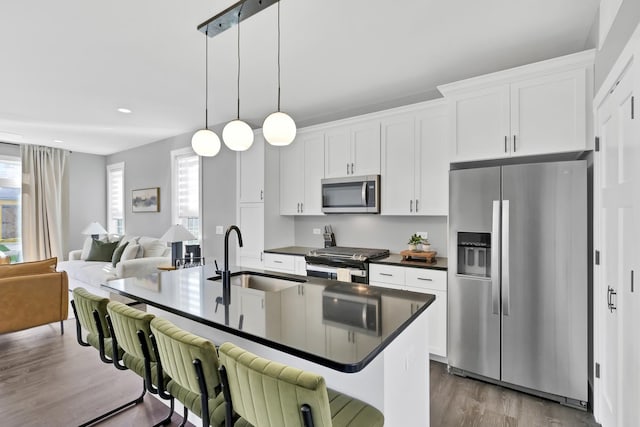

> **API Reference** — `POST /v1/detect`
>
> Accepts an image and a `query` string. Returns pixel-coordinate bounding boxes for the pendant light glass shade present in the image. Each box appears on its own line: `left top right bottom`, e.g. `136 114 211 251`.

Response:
192 28 220 157
264 0 296 146
192 129 221 156
223 119 254 151
263 111 296 146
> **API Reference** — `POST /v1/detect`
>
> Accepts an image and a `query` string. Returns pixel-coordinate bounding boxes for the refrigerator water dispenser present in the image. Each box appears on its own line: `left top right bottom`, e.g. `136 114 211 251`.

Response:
457 232 491 277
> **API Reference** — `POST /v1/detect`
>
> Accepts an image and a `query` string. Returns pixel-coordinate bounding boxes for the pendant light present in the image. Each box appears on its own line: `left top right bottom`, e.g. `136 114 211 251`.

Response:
223 7 254 151
192 28 221 157
263 0 296 146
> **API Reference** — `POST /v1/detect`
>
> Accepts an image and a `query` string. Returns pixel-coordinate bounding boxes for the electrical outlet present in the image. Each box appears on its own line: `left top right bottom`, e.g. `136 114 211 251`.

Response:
313 228 322 235
417 231 428 239
216 226 224 235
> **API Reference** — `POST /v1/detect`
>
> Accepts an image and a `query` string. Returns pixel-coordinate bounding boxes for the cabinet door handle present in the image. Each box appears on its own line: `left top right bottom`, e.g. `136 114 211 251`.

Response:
261 299 264 309
351 163 354 174
347 163 350 175
238 314 244 330
410 200 413 213
415 199 419 212
608 286 617 312
380 273 393 277
300 202 303 213
260 190 263 200
417 277 433 281
504 136 508 153
274 260 283 264
260 252 263 262
513 135 517 152
296 203 300 213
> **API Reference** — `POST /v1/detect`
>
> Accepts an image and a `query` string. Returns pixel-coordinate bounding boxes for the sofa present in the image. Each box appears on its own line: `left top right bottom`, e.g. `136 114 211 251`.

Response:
58 235 171 297
0 258 69 334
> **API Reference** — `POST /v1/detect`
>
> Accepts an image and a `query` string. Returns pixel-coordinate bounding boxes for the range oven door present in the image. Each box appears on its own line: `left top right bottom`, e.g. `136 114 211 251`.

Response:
305 264 368 284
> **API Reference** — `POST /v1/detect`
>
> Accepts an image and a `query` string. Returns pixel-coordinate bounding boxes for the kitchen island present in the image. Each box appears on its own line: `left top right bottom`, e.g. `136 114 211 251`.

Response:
103 264 435 426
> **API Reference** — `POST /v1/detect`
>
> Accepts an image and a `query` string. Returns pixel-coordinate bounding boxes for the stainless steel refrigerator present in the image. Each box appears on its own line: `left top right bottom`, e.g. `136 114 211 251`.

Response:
448 159 588 408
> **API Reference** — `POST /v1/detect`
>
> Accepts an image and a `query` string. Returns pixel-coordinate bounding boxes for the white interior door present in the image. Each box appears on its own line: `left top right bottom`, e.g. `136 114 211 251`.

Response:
596 64 636 427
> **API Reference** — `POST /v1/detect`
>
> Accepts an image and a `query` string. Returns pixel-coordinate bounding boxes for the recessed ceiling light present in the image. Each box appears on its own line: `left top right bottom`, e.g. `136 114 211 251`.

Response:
53 139 64 143
117 108 132 114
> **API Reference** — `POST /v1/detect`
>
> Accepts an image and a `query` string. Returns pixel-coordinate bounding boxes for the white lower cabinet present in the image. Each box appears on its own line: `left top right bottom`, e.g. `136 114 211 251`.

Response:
370 263 447 359
263 253 307 276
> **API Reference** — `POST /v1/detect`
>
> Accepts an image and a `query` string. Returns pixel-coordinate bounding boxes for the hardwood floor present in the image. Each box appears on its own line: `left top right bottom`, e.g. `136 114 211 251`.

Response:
430 362 600 426
0 321 191 427
1 320 600 426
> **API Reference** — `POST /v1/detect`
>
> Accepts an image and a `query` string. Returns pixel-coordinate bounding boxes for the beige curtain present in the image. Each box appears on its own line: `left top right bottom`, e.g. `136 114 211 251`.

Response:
21 145 68 261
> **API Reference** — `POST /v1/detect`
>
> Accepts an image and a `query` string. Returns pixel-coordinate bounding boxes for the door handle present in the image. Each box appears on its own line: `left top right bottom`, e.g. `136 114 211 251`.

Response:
415 199 419 212
297 203 300 213
491 200 500 315
351 163 354 175
410 200 413 213
238 314 244 330
361 181 368 207
347 163 349 175
504 136 508 153
502 200 510 316
260 190 263 200
513 135 517 152
300 202 303 213
607 286 617 312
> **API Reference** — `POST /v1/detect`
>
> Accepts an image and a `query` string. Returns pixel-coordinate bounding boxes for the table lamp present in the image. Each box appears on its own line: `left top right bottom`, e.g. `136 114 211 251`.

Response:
82 222 108 240
160 224 197 267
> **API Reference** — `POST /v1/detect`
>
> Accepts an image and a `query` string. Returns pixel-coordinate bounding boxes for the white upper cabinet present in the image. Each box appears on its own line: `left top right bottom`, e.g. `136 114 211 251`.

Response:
439 50 594 163
324 121 380 178
238 132 265 203
381 101 449 215
509 69 586 157
280 130 325 215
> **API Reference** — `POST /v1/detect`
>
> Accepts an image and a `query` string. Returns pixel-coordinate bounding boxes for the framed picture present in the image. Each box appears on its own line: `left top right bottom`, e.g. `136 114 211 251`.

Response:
132 187 159 213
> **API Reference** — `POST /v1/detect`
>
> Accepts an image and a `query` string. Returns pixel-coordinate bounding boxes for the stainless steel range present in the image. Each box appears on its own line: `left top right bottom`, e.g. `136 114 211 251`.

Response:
305 246 390 284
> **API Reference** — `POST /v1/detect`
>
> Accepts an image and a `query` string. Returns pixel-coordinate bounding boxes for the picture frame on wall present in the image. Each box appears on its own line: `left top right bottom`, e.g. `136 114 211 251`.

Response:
132 187 159 213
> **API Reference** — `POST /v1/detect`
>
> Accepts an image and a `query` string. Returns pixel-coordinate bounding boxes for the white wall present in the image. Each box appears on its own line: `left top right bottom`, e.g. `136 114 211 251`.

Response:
66 152 106 256
595 1 640 90
107 131 238 264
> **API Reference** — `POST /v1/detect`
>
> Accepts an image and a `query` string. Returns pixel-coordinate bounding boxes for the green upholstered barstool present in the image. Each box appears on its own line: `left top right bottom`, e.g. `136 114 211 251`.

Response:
217 342 385 427
149 317 229 427
105 301 175 426
70 287 145 427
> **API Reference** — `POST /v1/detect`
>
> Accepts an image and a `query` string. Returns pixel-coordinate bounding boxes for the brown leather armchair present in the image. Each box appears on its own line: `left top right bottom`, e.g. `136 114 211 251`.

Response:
0 258 69 334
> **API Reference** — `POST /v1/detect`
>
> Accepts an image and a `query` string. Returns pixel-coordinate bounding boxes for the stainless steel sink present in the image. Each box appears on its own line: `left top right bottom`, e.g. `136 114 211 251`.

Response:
210 272 304 292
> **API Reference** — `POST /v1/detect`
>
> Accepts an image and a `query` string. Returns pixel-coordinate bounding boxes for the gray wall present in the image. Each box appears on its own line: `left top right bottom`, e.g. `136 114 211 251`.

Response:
66 152 106 256
595 2 640 90
107 131 238 263
293 215 448 255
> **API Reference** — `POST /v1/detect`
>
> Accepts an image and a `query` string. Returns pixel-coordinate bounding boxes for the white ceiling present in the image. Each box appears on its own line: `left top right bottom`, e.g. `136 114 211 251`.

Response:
0 0 599 155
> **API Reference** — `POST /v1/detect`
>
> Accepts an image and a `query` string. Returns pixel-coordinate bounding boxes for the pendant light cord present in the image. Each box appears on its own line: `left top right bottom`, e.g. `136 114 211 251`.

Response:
236 5 244 120
205 28 209 128
277 0 281 112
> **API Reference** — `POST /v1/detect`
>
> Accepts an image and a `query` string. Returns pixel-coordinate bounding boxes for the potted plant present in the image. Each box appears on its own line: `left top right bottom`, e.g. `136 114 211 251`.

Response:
408 233 423 251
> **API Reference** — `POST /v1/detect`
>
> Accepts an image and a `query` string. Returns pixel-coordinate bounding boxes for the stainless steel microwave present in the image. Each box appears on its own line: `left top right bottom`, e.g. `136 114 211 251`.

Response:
321 175 380 214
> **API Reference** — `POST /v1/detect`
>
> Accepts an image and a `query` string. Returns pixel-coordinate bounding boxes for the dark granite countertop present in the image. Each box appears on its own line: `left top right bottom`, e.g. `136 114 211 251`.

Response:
371 254 448 271
263 246 317 256
103 264 434 373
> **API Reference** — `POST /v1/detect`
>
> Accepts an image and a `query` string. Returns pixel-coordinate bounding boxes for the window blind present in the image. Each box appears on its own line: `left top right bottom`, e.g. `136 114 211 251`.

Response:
107 163 124 235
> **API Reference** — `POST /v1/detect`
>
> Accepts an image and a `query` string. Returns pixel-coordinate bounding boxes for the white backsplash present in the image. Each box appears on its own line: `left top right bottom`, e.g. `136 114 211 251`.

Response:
293 215 448 256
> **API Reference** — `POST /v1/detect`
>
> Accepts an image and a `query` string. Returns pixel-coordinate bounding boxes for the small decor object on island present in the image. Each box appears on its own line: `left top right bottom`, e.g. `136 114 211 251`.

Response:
132 187 159 213
407 233 424 251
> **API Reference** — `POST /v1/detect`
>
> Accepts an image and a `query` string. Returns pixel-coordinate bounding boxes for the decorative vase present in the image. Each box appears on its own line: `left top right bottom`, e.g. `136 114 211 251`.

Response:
408 244 417 251
422 244 431 252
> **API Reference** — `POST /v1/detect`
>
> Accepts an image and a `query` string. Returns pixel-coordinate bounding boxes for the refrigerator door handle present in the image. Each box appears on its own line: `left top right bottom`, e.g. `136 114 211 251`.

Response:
502 200 510 316
491 200 501 315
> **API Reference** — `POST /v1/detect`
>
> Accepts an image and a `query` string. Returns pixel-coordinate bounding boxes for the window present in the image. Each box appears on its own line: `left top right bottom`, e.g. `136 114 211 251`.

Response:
171 148 200 240
0 156 21 262
107 162 125 235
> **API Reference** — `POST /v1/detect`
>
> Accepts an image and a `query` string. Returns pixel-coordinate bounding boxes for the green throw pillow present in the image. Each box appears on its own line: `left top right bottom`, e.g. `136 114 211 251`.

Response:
86 239 119 262
111 240 129 267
